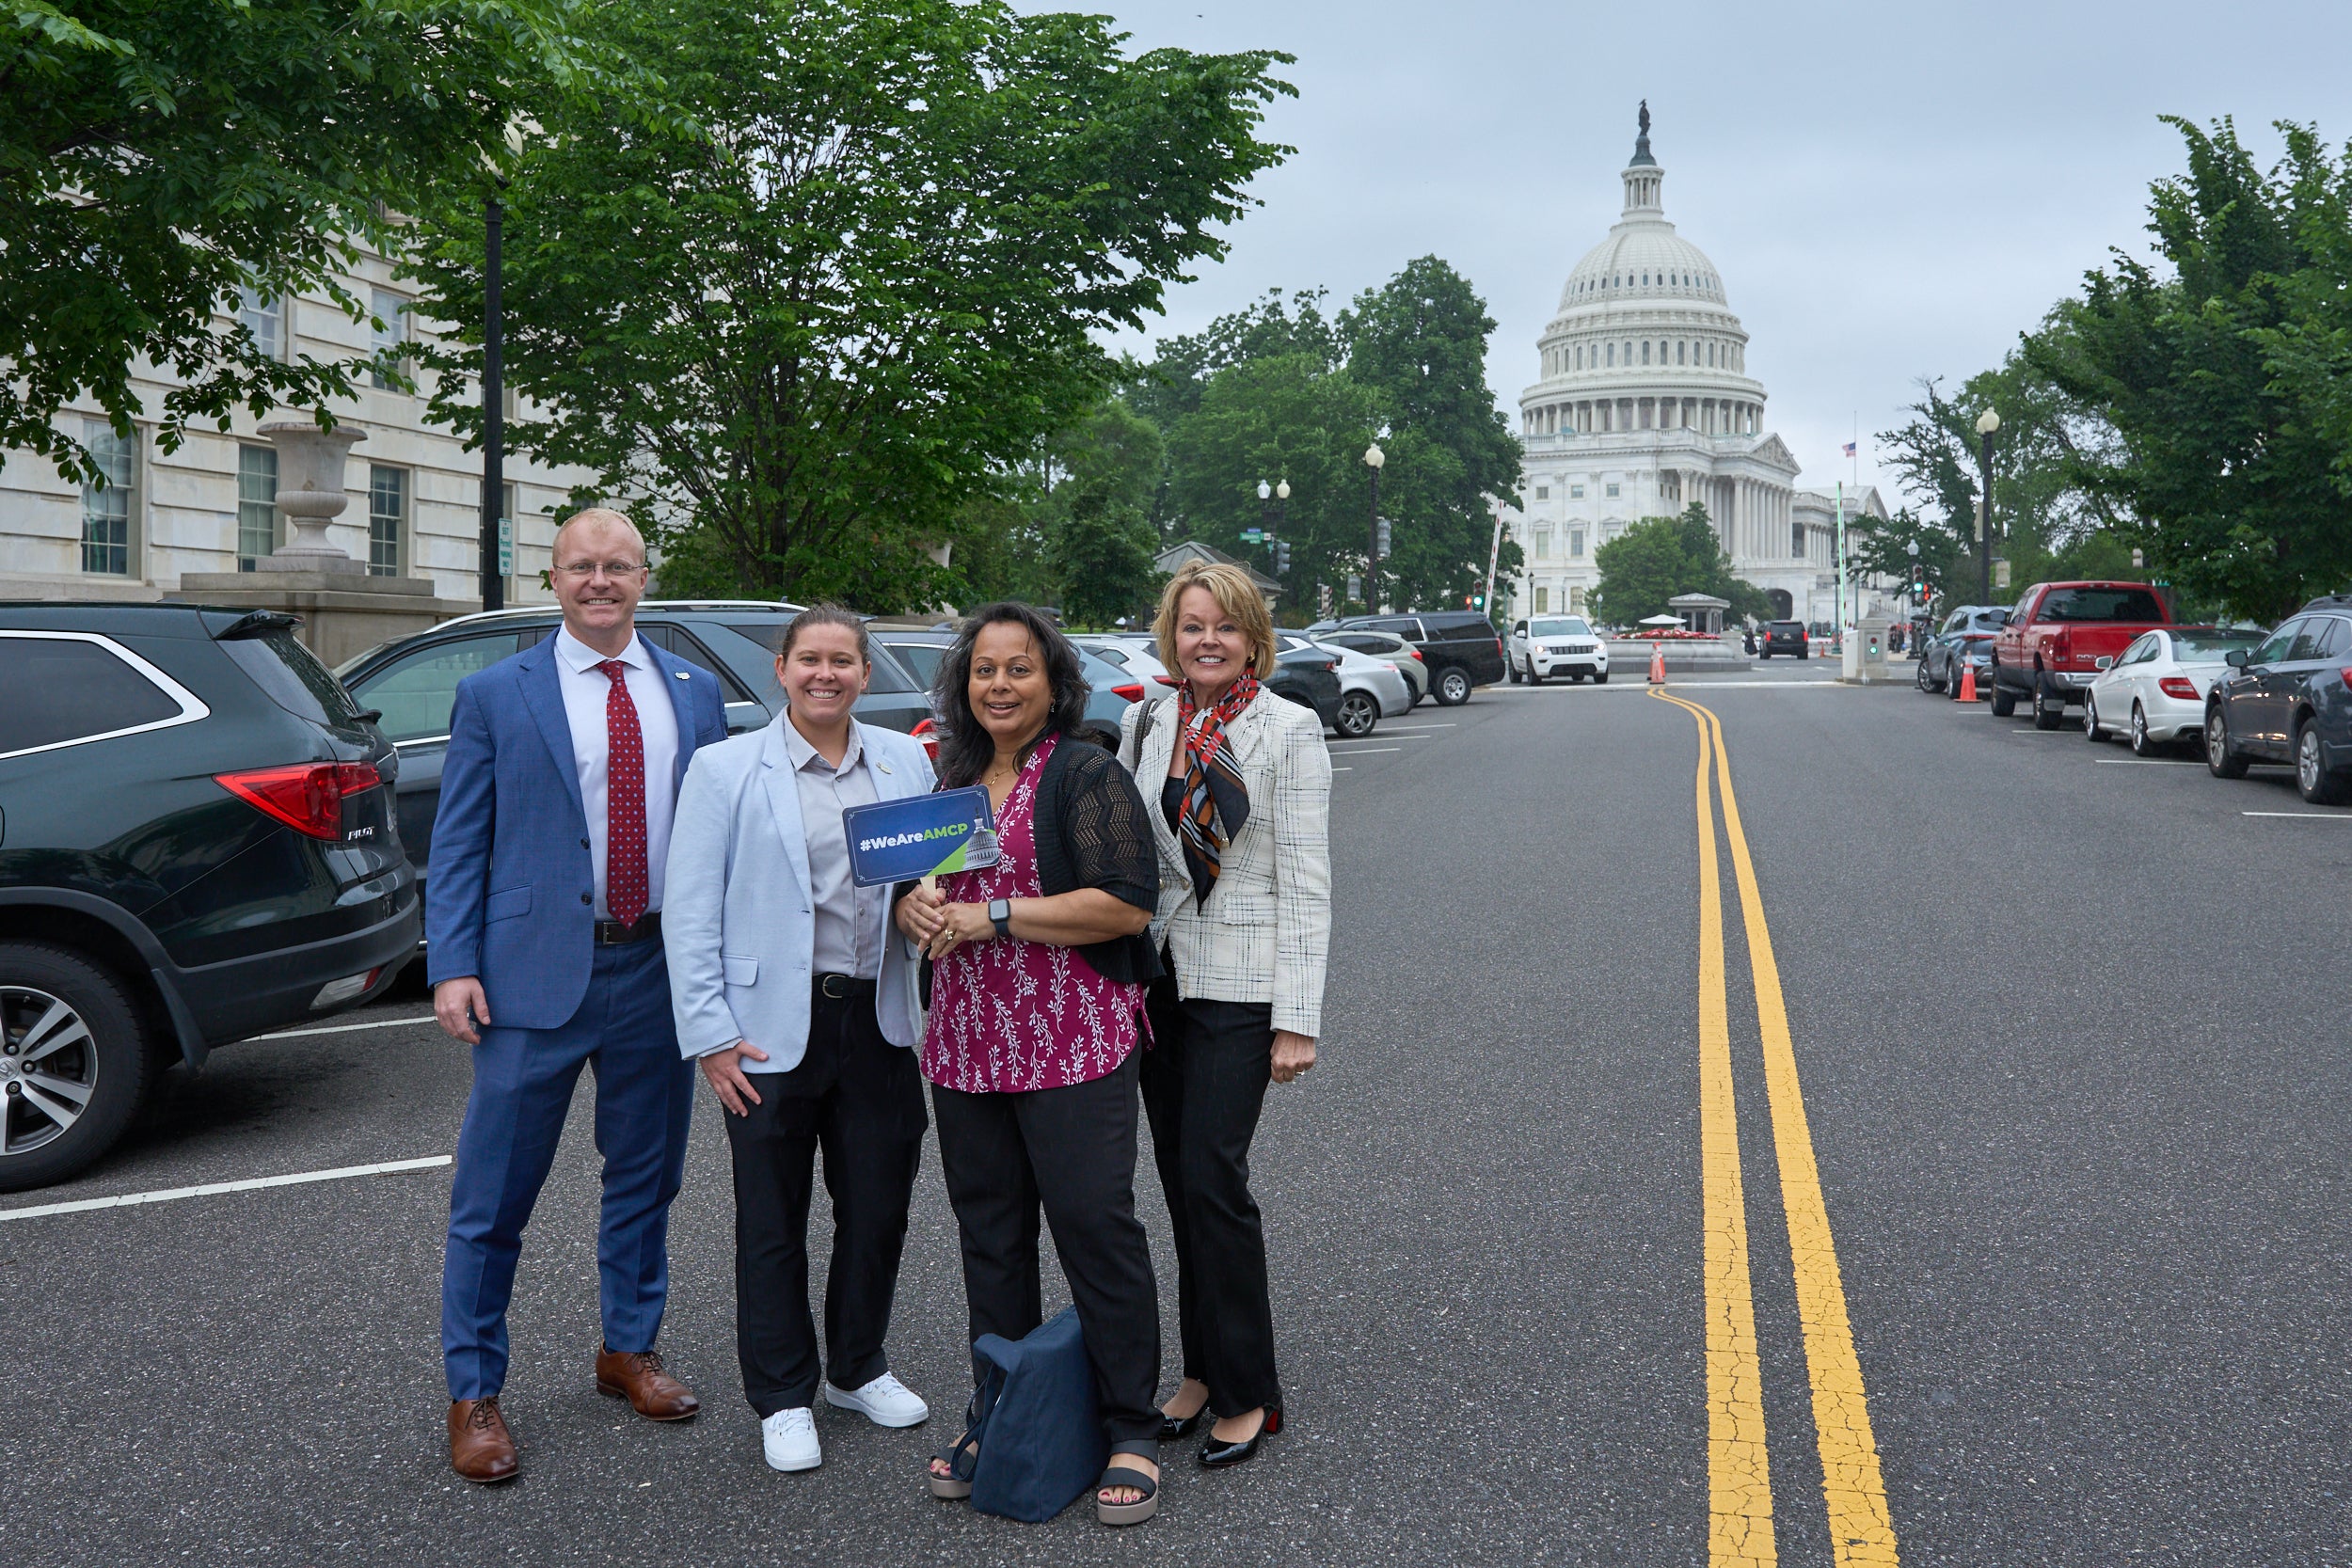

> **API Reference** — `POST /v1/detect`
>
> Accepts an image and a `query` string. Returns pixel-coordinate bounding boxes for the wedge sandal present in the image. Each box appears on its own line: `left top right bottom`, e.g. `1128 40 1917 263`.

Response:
927 1428 979 1500
1095 1463 1159 1527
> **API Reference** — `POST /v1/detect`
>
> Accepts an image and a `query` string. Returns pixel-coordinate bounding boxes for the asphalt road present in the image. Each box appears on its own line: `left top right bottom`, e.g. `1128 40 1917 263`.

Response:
7 665 2348 1565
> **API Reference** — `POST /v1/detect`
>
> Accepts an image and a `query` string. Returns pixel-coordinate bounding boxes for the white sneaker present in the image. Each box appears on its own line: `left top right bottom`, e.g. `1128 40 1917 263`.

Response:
761 1407 820 1472
823 1370 930 1429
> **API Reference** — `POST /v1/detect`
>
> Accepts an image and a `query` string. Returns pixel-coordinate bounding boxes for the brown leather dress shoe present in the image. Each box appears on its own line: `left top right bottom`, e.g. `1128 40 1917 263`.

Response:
448 1397 518 1483
596 1345 700 1421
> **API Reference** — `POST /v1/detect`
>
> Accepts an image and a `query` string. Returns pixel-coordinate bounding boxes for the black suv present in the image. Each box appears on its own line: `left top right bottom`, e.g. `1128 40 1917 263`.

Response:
0 604 420 1190
1760 621 1809 658
337 602 931 902
1325 610 1503 705
2203 596 2352 803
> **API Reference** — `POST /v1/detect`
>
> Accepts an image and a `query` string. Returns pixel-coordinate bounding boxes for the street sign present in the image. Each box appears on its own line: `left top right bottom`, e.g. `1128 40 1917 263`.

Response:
497 515 513 578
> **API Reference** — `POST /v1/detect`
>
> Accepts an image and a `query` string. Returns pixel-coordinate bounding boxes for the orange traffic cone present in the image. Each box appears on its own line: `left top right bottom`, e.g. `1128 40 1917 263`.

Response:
1648 642 1666 685
1957 663 1977 702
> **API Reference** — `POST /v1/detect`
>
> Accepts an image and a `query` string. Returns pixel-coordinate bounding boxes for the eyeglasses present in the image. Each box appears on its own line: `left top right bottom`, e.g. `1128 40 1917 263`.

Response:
551 560 648 579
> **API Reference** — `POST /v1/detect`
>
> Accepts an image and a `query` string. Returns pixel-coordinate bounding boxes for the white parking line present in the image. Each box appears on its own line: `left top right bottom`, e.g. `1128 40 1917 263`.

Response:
2096 759 2201 766
2242 811 2352 819
1375 724 1457 732
250 1014 437 1042
0 1155 453 1224
1330 767 1353 772
1328 747 1399 755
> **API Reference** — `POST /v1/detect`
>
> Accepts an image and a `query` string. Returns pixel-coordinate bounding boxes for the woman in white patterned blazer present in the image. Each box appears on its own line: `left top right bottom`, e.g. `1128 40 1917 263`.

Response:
1118 560 1331 1469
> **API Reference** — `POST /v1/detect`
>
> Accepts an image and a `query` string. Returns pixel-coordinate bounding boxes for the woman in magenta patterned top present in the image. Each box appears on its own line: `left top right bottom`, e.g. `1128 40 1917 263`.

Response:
893 604 1167 1526
923 730 1147 1094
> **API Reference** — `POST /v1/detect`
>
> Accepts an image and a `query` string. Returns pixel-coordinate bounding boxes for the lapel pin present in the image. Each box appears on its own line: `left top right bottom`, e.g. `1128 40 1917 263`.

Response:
674 670 691 679
877 760 895 775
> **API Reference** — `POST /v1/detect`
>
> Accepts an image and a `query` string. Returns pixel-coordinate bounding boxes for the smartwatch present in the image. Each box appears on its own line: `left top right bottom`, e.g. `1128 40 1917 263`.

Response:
988 898 1012 940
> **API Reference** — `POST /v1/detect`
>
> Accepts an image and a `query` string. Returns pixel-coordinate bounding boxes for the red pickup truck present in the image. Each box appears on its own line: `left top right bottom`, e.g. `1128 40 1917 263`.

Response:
1990 581 2174 730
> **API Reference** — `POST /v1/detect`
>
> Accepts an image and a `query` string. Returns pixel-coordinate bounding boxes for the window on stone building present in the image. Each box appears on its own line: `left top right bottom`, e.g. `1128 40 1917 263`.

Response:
1678 341 1687 364
236 286 285 362
1534 585 1549 613
1569 586 1586 613
1605 343 1614 367
1534 528 1551 559
1569 484 1585 499
1606 482 1620 499
1641 341 1650 365
1569 529 1585 558
372 287 410 390
1793 522 1806 558
80 419 135 576
237 444 278 570
1534 485 1549 500
368 465 406 578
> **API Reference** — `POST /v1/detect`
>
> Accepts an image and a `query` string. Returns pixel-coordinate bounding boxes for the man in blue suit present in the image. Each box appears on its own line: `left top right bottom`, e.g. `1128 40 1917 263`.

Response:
427 508 728 1483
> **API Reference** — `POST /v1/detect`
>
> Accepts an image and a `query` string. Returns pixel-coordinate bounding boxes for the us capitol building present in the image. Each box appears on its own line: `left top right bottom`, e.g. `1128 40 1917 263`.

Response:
1500 107 1886 627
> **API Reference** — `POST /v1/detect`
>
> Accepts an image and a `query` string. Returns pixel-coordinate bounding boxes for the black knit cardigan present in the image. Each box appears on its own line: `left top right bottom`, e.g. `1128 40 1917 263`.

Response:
908 729 1162 988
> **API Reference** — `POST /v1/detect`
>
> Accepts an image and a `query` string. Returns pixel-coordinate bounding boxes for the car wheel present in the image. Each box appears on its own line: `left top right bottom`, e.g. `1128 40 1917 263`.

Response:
1436 668 1471 705
1508 662 1522 685
2084 692 2104 741
1335 690 1379 738
2129 702 2155 756
1758 648 1771 660
2296 721 2347 804
1916 657 1935 693
0 943 153 1194
2033 689 2066 730
1593 669 1609 684
2205 705 2250 779
1990 678 2017 717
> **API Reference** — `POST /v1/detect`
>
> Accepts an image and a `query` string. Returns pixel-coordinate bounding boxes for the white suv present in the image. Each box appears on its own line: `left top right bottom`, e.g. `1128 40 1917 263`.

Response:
1508 615 1609 684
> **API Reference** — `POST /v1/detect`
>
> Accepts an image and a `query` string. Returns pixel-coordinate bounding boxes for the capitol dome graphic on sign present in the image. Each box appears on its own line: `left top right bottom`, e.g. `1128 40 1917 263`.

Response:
1501 104 1884 627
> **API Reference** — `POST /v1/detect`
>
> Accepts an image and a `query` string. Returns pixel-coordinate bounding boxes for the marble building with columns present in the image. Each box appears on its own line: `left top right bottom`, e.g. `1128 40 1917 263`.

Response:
1501 108 1886 628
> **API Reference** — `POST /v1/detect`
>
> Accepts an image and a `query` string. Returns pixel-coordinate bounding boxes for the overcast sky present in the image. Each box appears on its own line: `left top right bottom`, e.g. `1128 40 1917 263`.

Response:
1024 0 2352 506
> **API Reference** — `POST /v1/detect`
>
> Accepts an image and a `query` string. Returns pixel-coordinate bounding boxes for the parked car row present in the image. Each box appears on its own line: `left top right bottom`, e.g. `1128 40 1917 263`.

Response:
1921 579 2352 804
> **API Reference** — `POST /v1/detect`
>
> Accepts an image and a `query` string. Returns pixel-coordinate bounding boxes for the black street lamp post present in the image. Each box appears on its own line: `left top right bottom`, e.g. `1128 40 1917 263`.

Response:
480 192 505 612
1974 407 1999 608
1363 442 1385 612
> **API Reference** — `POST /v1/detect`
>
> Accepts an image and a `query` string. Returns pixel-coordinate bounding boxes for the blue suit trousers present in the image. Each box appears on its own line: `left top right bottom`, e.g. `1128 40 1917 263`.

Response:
442 938 695 1400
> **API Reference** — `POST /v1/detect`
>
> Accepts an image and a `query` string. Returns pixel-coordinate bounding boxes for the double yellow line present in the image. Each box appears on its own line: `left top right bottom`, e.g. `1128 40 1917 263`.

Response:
1654 689 1900 1568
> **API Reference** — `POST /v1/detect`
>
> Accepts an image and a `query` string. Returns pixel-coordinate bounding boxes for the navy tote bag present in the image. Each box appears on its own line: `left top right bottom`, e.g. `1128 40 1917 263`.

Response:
965 1306 1105 1522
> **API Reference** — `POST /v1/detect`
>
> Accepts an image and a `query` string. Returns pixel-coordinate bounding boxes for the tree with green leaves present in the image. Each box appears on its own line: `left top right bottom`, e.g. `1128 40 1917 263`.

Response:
4 0 607 483
1340 257 1525 614
407 0 1292 610
2029 116 2352 620
952 394 1167 620
1588 503 1765 626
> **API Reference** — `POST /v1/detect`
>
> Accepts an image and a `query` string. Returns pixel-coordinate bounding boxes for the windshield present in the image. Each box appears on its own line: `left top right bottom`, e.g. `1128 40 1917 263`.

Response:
2039 587 2165 623
2170 632 2261 660
1529 618 1588 638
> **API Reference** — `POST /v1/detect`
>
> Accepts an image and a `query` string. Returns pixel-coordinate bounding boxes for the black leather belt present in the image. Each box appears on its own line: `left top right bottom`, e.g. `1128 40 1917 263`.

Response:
594 912 661 945
815 973 877 1000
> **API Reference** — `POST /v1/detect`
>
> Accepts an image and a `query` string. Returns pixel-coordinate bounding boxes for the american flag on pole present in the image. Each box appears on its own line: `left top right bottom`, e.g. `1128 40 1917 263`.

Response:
1842 441 1857 457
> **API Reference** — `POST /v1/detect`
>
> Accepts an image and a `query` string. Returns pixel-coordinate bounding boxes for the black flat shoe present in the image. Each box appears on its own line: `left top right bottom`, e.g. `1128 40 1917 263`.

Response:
1200 1405 1281 1468
1158 1409 1201 1442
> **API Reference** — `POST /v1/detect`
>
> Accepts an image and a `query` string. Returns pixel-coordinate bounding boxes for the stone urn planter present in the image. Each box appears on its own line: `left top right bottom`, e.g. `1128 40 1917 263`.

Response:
255 419 367 573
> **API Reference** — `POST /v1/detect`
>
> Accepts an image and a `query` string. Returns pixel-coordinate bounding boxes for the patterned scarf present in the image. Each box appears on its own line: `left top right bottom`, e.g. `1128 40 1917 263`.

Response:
1175 668 1261 906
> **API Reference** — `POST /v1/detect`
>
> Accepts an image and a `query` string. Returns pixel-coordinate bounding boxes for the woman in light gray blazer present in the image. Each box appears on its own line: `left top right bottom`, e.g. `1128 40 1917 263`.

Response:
664 606 937 1477
1118 561 1331 1469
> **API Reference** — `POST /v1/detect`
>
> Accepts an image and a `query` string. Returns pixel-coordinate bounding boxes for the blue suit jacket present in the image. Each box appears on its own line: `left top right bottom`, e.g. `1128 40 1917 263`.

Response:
662 715 933 1071
423 631 729 1030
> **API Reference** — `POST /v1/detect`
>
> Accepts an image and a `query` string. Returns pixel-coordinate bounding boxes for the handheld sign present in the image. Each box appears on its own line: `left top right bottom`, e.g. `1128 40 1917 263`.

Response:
843 786 999 888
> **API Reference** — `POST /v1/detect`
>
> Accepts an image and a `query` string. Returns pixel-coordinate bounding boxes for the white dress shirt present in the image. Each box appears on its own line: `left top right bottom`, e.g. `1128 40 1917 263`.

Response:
553 626 680 919
780 716 882 978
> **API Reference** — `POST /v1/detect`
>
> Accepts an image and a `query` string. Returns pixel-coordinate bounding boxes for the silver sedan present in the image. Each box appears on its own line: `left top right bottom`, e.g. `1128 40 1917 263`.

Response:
1278 632 1411 737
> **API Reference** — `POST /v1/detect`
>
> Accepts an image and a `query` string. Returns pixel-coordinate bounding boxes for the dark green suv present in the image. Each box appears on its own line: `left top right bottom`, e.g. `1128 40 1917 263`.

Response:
0 605 421 1190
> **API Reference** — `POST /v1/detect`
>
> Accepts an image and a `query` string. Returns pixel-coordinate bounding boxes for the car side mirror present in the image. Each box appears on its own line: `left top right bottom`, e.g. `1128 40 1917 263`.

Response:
2224 648 2249 668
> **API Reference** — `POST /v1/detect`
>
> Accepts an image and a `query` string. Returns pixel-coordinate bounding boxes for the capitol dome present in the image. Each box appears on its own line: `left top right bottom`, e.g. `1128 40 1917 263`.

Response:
1520 106 1763 437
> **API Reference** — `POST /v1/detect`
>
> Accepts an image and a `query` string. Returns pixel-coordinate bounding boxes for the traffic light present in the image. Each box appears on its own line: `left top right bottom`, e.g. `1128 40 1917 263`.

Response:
1274 540 1291 574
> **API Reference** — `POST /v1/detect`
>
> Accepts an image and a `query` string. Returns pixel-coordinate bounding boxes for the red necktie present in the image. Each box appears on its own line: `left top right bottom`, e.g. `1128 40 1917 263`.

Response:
597 660 648 927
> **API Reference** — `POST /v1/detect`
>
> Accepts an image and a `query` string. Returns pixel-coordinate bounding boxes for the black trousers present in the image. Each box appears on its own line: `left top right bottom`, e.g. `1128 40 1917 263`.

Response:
1140 978 1280 1418
722 989 926 1417
931 1052 1162 1456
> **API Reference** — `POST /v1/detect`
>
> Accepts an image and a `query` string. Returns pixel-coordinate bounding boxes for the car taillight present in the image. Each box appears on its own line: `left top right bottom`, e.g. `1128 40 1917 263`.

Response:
215 761 382 840
1110 682 1144 704
2158 676 2201 701
910 718 941 763
1494 638 1505 659
1153 674 1181 687
1411 649 1425 661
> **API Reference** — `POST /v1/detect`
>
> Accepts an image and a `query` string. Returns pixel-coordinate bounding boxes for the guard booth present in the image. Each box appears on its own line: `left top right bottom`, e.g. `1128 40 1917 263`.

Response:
1841 617 1893 683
